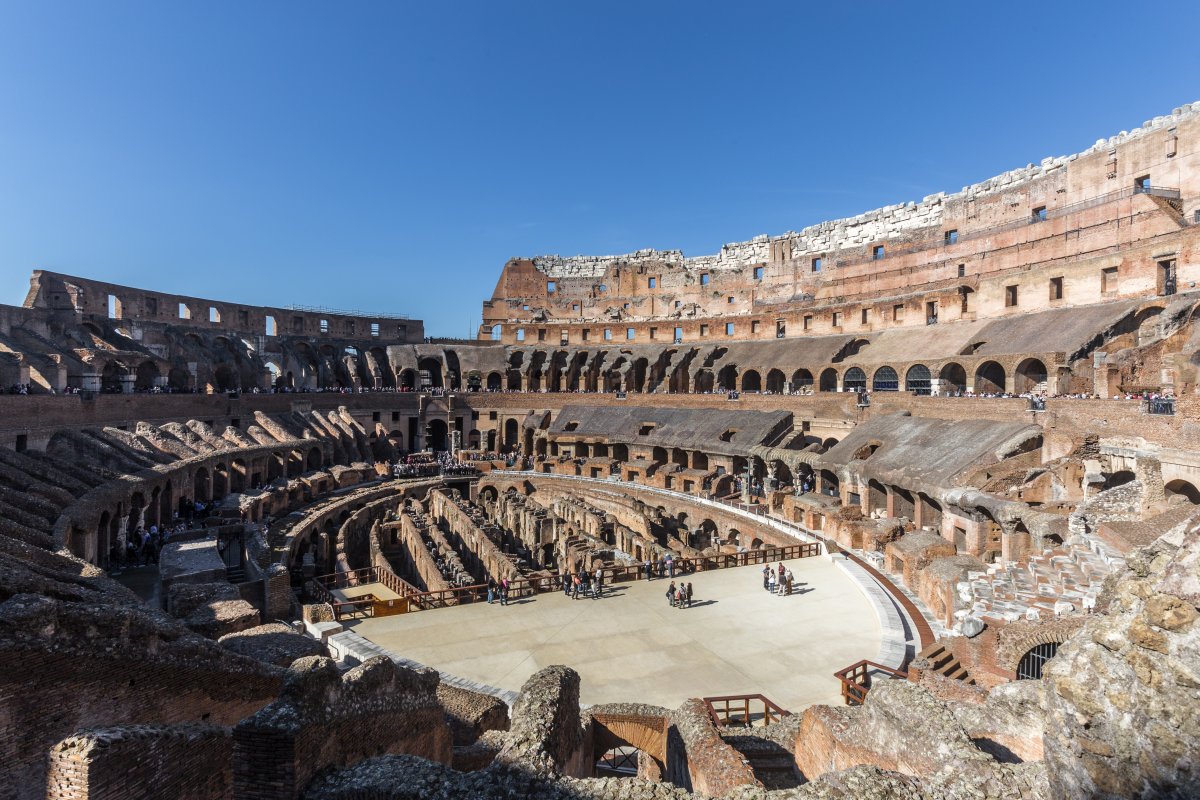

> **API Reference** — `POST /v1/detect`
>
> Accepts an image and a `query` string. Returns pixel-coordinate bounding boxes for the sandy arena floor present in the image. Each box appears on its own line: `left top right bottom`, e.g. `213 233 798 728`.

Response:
349 555 880 711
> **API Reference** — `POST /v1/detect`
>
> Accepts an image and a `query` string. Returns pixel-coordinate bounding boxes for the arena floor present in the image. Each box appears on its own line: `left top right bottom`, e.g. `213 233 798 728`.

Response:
350 555 881 711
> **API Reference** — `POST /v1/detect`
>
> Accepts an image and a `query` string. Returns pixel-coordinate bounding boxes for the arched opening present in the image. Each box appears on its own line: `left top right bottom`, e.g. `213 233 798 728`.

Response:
400 369 417 390
765 369 785 393
905 364 931 395
595 746 640 777
507 369 522 390
489 324 502 341
1014 358 1048 394
268 452 284 481
939 362 967 394
212 464 229 499
486 371 502 391
1164 479 1200 505
101 361 125 393
231 459 247 493
134 360 160 391
791 369 813 391
974 361 1006 394
168 365 192 391
872 366 899 392
418 358 444 389
692 451 709 471
428 419 450 452
867 479 887 515
213 363 239 392
843 367 867 392
307 447 323 471
819 367 839 392
193 468 211 502
741 370 762 392
1016 642 1059 680
504 419 519 449
694 370 715 393
717 365 739 392
819 469 840 497
918 493 943 530
671 448 688 467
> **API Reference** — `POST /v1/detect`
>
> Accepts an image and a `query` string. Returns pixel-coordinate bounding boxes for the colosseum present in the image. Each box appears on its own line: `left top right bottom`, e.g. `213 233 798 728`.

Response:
2 102 1199 800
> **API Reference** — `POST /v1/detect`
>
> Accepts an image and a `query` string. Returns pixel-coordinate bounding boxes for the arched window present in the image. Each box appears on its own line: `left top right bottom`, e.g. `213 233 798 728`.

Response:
905 364 931 395
1016 642 1059 680
843 367 867 392
872 366 899 392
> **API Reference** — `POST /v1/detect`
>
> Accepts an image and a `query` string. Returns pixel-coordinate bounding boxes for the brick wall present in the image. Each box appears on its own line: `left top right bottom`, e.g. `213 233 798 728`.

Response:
47 724 232 800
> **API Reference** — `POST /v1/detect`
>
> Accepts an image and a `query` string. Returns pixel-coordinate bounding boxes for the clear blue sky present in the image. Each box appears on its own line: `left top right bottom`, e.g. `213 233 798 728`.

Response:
1 1 1198 336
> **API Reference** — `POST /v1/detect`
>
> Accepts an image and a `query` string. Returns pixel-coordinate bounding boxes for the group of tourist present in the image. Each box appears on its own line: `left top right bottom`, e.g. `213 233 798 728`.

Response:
485 577 512 605
666 580 695 608
763 562 798 596
562 568 606 600
643 555 682 580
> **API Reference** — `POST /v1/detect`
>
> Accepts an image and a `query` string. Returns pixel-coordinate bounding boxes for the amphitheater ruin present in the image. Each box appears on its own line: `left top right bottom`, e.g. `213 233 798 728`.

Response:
2 101 1199 800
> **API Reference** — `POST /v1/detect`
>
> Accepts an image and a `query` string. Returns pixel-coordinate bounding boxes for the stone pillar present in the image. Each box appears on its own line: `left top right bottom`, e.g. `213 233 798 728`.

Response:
80 371 101 392
929 378 944 396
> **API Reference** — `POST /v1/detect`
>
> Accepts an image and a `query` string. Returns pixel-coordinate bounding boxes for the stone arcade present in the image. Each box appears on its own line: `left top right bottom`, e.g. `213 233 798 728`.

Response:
2 102 1200 799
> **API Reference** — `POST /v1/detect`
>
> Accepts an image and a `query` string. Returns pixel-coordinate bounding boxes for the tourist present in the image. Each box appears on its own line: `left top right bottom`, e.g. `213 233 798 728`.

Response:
487 577 496 604
594 567 603 598
762 564 770 590
643 559 652 580
666 580 676 607
768 570 776 593
676 586 685 608
562 571 571 596
667 555 675 578
685 582 693 607
572 573 581 600
500 577 509 606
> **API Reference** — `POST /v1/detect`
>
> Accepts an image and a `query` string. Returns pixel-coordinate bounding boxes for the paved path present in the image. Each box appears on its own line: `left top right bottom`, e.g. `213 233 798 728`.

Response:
350 556 880 711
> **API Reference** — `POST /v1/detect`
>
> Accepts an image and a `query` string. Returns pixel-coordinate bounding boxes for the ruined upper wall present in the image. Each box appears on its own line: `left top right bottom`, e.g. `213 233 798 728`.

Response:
523 100 1200 278
24 270 426 343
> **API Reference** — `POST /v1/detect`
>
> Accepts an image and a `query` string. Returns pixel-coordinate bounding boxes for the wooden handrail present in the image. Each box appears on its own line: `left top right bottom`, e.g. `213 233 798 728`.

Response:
703 693 791 728
833 659 907 706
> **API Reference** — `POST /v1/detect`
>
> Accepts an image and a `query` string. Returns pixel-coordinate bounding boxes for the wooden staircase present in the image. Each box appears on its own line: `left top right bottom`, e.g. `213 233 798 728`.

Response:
917 642 976 684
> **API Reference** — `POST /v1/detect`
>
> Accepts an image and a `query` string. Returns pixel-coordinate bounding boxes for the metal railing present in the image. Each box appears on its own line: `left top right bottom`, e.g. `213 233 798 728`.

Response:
704 694 791 727
834 659 907 706
285 303 410 320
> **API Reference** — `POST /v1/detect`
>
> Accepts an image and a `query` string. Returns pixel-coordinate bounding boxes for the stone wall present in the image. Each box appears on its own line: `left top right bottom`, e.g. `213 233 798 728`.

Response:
46 724 232 800
232 655 452 800
664 698 758 796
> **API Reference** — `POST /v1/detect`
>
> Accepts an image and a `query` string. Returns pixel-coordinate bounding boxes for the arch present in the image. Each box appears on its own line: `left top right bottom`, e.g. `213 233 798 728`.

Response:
831 338 869 363
819 469 840 497
974 361 1006 394
428 419 450 452
905 364 931 395
212 464 229 499
1016 642 1059 680
771 460 793 488
819 367 839 392
693 370 715 393
101 361 125 393
193 467 211 502
134 360 160 391
486 371 502 391
843 367 867 392
871 366 899 392
506 369 522 391
168 365 192 391
399 369 417 390
417 357 443 389
765 369 785 393
213 363 239 392
939 362 967 394
1014 358 1048 394
1103 470 1135 490
231 458 248 493
489 324 502 341
307 447 323 471
791 369 813 391
740 369 762 392
717 365 739 392
867 479 887 514
504 419 519 449
671 448 688 467
1164 479 1200 505
691 451 709 471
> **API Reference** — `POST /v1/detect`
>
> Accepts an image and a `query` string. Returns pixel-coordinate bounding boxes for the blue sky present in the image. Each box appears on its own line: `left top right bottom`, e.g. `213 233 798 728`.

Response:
1 1 1198 335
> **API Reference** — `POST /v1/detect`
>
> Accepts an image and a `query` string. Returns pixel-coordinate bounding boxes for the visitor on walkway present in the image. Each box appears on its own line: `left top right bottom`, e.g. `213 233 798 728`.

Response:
762 565 771 591
667 580 677 607
500 578 510 606
644 560 652 580
572 573 581 600
487 578 496 604
676 586 685 608
594 567 603 597
685 582 693 607
768 570 776 593
562 571 571 596
667 556 675 578
785 570 794 596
